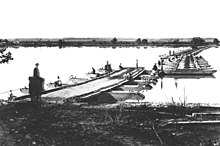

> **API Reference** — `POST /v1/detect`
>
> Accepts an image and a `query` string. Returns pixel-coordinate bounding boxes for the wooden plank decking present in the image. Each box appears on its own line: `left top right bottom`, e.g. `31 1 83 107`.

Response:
42 67 145 102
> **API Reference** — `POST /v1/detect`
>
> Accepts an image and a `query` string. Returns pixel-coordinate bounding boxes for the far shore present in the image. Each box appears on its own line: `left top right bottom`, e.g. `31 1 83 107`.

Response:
0 37 219 49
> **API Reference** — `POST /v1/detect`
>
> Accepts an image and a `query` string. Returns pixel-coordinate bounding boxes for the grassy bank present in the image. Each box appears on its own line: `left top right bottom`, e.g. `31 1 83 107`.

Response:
1 101 220 145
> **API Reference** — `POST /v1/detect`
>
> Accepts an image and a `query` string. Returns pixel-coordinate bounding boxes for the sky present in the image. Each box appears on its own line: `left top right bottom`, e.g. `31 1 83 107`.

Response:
0 0 220 39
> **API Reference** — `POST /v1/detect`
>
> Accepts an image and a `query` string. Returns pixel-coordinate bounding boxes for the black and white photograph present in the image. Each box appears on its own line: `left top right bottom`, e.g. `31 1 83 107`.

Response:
1 0 220 145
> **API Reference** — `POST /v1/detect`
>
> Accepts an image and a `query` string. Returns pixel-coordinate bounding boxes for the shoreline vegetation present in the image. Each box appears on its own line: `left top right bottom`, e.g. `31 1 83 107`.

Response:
0 37 219 49
1 37 219 64
1 101 220 145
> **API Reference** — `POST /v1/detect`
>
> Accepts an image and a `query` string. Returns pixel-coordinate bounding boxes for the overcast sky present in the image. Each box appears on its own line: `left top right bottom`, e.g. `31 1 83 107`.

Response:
0 0 220 39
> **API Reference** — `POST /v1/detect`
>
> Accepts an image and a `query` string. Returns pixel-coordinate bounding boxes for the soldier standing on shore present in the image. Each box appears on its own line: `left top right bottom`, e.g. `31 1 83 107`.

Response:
33 63 40 77
136 59 138 69
29 63 44 105
92 67 96 74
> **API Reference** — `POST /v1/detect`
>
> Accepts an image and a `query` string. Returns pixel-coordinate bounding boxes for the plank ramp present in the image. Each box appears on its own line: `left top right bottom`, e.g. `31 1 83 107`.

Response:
41 67 145 102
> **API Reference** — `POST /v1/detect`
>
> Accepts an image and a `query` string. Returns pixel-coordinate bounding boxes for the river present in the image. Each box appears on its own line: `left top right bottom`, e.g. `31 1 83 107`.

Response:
0 46 219 104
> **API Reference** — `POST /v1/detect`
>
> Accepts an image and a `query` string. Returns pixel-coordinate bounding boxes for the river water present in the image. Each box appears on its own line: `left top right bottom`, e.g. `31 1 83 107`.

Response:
0 46 219 104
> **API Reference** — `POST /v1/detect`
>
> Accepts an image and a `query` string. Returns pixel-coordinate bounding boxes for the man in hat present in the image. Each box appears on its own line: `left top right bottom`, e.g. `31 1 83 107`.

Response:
33 63 40 78
30 63 45 104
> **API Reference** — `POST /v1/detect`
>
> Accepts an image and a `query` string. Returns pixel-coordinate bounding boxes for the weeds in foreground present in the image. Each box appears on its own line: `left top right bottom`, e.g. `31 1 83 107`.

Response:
1 102 220 145
105 104 127 124
168 96 187 107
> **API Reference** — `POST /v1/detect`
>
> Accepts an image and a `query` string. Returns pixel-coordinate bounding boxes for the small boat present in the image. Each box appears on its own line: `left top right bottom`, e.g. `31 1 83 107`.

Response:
20 87 29 94
69 75 89 84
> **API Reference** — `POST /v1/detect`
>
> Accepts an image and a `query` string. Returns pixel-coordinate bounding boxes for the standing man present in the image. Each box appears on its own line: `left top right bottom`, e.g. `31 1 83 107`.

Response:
136 59 138 69
92 67 96 74
119 63 123 70
33 63 40 77
29 63 44 104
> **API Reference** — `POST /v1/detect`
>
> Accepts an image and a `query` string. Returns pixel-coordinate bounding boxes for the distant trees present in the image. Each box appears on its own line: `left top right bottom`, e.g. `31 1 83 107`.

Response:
0 51 13 64
135 38 142 45
191 37 205 48
111 37 117 44
141 39 148 45
58 39 63 49
173 39 179 44
213 38 219 45
0 39 9 48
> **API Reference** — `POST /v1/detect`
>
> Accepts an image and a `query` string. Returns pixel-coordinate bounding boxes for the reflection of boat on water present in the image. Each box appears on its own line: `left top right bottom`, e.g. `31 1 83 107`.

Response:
161 74 216 79
162 68 217 76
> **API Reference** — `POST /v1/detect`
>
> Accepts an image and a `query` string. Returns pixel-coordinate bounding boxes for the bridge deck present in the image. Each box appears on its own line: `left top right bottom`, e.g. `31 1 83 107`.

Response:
41 67 145 102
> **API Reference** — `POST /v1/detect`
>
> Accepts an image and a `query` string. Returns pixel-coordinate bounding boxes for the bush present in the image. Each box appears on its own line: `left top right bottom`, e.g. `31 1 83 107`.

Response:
142 39 148 45
111 37 117 44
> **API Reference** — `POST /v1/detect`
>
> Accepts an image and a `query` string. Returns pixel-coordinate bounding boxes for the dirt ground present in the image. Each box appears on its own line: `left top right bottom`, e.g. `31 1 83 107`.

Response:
1 101 220 146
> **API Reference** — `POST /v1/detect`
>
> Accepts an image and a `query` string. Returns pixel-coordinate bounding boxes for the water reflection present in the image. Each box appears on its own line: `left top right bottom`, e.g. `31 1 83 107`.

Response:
174 78 178 88
162 75 216 79
161 74 216 90
147 74 218 104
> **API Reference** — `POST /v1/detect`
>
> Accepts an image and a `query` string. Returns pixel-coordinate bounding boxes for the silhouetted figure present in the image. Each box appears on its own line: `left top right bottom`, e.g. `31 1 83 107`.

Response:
160 59 164 71
136 59 138 69
29 63 45 104
152 63 158 71
8 90 15 101
174 78 178 88
158 60 161 66
92 67 96 74
54 76 62 87
33 63 40 77
119 63 123 70
105 61 112 75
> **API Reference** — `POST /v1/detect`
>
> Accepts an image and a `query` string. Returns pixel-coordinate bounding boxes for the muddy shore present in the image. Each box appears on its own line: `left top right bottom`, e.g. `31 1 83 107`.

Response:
1 101 220 146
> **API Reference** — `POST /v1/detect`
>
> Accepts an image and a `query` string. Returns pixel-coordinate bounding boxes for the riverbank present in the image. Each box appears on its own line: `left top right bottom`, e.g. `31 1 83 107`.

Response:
0 37 219 49
1 101 220 145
